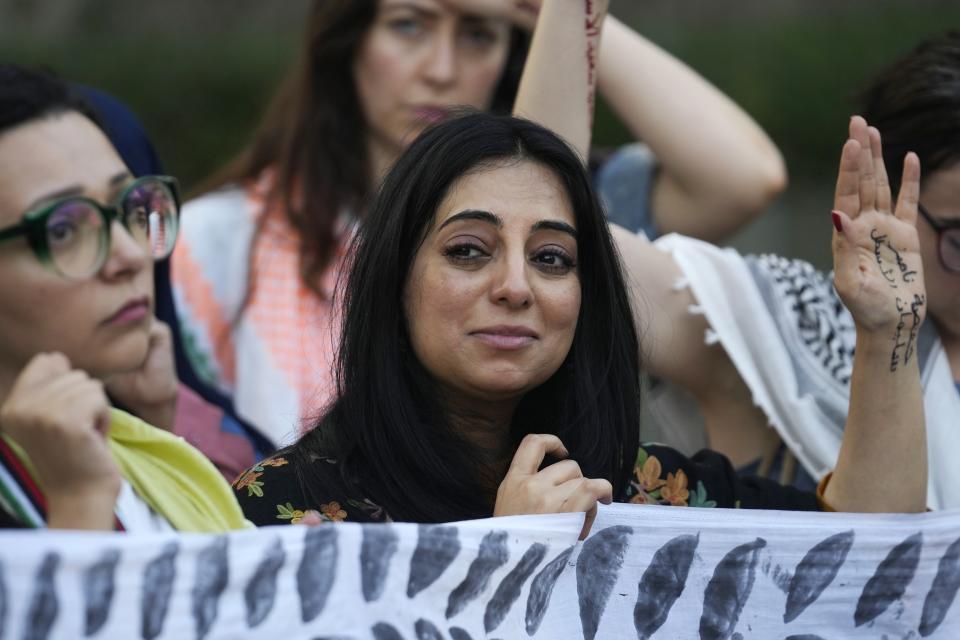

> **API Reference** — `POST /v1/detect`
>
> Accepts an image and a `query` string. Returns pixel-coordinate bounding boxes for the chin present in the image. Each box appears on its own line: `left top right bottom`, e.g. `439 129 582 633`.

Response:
470 371 551 400
84 339 150 379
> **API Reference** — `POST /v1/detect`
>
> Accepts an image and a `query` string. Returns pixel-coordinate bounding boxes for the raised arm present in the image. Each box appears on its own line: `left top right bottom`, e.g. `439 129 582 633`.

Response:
596 15 786 240
823 116 926 513
513 0 774 464
511 0 608 161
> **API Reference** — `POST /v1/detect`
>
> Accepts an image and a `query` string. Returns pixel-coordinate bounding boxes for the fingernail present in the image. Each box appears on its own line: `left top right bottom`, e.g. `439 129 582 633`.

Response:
831 211 843 232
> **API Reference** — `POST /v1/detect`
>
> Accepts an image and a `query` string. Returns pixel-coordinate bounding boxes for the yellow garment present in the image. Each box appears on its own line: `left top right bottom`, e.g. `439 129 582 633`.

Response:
105 409 249 532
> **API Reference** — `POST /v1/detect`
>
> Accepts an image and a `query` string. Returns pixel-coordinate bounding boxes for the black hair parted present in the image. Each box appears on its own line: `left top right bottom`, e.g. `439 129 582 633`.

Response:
291 111 641 523
861 31 960 193
0 65 102 135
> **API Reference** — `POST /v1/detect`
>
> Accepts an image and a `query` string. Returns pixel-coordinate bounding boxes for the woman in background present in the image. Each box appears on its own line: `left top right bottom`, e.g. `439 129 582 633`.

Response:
172 0 787 447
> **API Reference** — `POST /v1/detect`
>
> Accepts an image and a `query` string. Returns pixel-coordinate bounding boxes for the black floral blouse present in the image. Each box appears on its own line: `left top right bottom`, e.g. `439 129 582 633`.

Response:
234 444 820 526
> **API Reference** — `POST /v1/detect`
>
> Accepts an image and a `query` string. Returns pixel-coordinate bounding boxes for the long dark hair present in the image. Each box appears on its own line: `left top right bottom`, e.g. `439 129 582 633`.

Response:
861 31 960 193
202 0 529 299
290 112 641 523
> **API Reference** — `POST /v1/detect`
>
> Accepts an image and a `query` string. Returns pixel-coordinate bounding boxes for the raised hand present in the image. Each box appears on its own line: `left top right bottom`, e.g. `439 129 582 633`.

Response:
0 353 121 528
494 433 612 539
105 319 179 431
823 116 927 514
832 116 925 371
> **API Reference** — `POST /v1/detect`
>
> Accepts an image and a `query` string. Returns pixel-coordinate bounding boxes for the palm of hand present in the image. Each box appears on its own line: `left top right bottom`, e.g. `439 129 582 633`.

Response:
835 210 925 329
832 117 925 372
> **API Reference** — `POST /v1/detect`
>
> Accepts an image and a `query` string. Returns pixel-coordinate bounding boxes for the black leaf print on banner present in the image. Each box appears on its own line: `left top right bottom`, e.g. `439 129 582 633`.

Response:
446 530 509 619
854 532 922 627
577 525 633 640
193 536 229 640
244 539 286 628
362 525 399 603
407 525 461 599
24 552 59 640
783 530 855 623
699 537 766 640
484 542 548 633
634 534 699 639
919 536 960 636
141 541 178 640
525 546 574 636
298 526 338 622
83 548 121 636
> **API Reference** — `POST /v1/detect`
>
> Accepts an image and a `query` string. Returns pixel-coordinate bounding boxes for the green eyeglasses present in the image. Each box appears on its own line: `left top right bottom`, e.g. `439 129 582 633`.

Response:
0 175 180 279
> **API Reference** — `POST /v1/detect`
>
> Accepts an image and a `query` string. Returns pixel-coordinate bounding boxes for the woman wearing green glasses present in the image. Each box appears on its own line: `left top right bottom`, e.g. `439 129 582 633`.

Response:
0 175 179 280
0 66 247 532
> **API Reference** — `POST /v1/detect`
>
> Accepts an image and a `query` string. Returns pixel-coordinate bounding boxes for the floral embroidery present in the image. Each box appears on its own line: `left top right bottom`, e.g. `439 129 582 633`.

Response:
688 481 717 508
635 454 667 492
626 447 715 509
235 470 264 498
234 456 289 498
661 470 689 506
276 502 307 524
320 502 348 522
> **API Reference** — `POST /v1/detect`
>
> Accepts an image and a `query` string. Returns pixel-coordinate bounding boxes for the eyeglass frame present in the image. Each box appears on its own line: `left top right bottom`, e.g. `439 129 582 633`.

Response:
917 201 960 273
0 175 180 278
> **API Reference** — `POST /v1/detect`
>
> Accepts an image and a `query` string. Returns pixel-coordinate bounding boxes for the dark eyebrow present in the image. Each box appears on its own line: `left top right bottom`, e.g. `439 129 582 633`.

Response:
381 1 436 18
26 185 83 210
532 220 578 239
25 171 132 211
438 209 503 230
109 171 130 187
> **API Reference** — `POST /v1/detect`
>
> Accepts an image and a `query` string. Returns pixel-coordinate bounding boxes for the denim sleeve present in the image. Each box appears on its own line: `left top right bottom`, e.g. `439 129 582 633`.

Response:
595 143 659 238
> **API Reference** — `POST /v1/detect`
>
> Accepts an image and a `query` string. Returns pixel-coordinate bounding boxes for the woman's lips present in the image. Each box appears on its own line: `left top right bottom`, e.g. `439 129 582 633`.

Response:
470 326 538 350
411 106 451 124
104 297 150 325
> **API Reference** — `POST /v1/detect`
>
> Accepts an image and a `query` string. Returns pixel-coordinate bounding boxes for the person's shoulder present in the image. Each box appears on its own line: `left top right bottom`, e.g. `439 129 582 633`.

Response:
174 184 258 300
180 185 253 234
233 453 305 526
233 451 384 526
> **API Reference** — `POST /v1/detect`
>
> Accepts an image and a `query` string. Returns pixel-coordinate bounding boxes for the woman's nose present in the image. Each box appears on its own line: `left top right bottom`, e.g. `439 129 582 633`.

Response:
422 29 457 88
99 219 148 280
490 254 532 308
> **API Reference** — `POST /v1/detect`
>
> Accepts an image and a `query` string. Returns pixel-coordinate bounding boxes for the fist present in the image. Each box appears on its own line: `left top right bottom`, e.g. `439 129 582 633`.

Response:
495 434 612 539
105 319 179 430
0 353 121 509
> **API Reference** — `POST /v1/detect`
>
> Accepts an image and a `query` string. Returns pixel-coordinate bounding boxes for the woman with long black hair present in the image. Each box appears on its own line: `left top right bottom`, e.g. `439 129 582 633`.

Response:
234 111 927 529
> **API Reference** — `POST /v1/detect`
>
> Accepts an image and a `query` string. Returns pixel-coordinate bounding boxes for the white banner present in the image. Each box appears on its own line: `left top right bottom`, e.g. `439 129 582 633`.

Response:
3 503 960 639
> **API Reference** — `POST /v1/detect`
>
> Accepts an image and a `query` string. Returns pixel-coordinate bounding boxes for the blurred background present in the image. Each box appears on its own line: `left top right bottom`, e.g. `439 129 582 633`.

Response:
2 0 957 267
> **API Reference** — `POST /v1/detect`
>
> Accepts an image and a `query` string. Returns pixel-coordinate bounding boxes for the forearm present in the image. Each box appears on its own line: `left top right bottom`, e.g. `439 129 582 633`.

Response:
825 333 927 513
513 0 608 162
597 16 786 239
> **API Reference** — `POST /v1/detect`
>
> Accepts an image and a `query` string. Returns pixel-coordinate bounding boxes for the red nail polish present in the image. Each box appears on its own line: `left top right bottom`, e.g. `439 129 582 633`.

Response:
831 211 843 232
